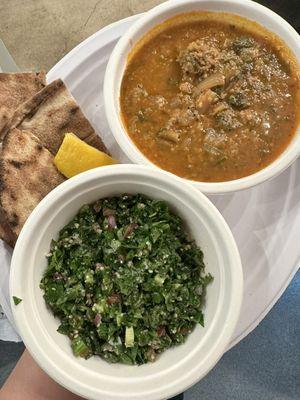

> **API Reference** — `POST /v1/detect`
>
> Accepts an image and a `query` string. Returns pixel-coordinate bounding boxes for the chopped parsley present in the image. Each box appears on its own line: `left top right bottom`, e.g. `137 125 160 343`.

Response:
40 194 212 365
13 296 22 306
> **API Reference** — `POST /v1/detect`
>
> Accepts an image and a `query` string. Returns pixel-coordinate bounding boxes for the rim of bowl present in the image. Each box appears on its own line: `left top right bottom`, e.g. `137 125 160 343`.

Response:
10 165 243 400
103 0 300 194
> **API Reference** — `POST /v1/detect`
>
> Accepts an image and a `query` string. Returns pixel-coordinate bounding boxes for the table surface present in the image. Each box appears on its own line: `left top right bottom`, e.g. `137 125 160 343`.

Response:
1 0 299 71
0 0 299 399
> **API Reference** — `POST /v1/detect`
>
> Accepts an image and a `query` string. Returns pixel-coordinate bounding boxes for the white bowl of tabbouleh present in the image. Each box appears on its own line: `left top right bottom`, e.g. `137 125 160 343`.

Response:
10 165 242 400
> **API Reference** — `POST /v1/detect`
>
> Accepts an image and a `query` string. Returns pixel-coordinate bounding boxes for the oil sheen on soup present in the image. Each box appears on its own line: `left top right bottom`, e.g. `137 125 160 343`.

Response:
120 13 300 182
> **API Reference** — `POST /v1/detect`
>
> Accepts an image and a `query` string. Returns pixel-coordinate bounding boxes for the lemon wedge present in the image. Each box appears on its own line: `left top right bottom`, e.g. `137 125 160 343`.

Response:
54 133 116 178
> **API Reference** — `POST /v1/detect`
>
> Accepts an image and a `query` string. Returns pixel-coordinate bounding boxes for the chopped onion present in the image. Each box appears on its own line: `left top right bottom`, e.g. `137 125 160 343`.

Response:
212 103 228 115
157 129 180 143
108 215 116 230
94 314 102 327
194 73 225 95
124 223 138 238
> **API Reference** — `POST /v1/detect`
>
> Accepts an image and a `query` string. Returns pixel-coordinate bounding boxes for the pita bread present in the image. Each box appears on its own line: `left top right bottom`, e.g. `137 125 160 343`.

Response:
0 209 16 247
2 79 108 155
0 128 65 243
0 72 46 134
0 191 17 247
0 72 46 246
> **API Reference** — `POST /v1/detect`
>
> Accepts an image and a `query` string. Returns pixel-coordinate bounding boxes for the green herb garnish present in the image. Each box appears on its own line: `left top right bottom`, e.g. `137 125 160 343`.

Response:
13 296 22 306
40 194 212 365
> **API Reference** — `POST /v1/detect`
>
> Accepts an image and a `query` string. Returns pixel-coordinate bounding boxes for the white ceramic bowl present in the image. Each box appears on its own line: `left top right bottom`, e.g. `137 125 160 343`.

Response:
10 165 242 400
104 0 300 194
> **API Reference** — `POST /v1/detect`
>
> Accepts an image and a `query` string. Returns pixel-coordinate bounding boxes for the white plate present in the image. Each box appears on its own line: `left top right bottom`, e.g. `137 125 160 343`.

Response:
2 14 300 348
48 14 300 348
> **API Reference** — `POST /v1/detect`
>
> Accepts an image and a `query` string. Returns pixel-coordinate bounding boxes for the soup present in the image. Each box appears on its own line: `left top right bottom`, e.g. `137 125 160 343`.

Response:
120 12 300 182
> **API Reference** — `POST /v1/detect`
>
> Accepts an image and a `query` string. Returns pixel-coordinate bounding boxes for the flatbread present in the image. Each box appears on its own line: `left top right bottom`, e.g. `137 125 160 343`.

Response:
2 79 108 155
0 72 46 246
0 72 46 134
0 209 16 247
0 78 108 246
0 128 65 244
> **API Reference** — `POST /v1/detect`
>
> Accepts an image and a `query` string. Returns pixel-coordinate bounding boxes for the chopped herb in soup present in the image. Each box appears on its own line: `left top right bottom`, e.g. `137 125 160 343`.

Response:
40 194 212 365
120 12 300 182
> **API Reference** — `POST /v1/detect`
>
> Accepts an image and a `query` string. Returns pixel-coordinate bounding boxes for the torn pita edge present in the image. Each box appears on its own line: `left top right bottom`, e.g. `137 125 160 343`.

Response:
0 140 16 247
0 78 109 155
0 79 63 140
0 71 47 135
0 208 16 248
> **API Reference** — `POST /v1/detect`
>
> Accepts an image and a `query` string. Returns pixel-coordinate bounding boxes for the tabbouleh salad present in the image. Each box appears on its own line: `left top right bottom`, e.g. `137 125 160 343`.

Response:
40 194 212 365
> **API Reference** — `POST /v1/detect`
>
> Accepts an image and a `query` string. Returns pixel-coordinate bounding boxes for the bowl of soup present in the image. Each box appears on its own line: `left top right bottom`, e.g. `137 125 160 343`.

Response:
104 0 300 193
